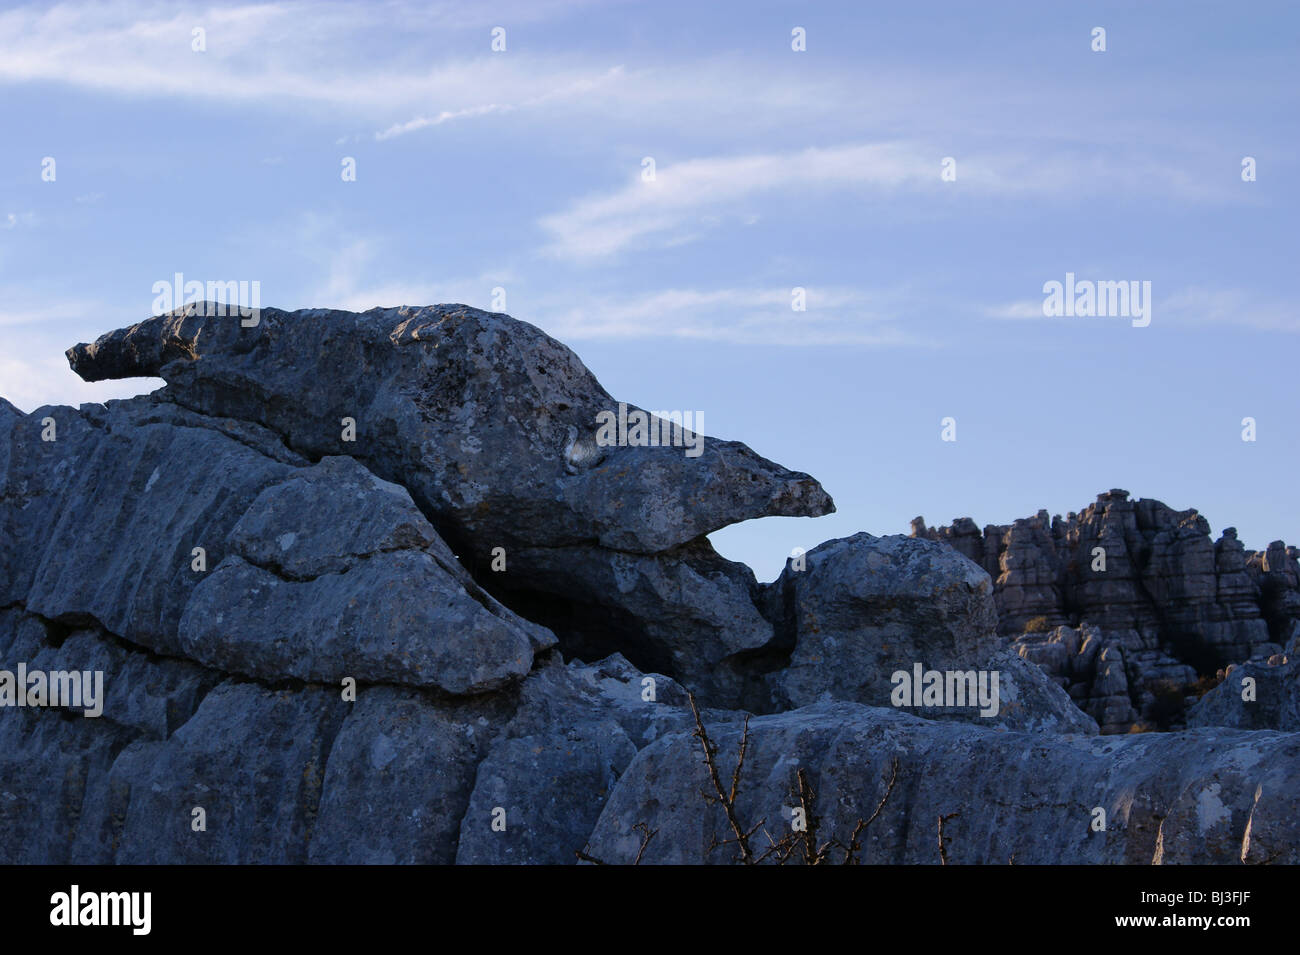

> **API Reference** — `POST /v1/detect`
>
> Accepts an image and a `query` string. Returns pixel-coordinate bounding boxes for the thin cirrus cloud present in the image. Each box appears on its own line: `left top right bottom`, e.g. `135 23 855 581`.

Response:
373 68 625 140
0 1 876 146
298 255 921 347
982 300 1050 321
280 211 912 346
533 286 923 347
983 288 1300 332
1160 288 1300 333
4 1 1261 174
0 300 158 412
539 143 937 261
0 2 928 127
298 226 514 314
0 351 157 414
0 0 622 119
537 142 1239 262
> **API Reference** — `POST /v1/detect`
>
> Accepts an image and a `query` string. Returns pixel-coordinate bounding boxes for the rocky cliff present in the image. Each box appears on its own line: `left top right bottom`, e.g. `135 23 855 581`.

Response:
913 492 1300 733
2 303 1298 864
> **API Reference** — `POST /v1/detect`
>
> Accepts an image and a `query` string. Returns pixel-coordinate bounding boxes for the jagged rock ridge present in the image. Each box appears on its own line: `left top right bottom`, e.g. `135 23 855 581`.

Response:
913 490 1300 733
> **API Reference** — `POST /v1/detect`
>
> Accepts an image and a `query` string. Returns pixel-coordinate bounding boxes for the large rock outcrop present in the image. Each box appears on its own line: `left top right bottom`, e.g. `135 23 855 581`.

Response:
0 303 1295 864
755 533 1095 734
585 702 1300 864
1013 623 1202 734
1187 629 1300 732
65 305 832 554
2 396 553 695
65 304 833 697
914 490 1300 732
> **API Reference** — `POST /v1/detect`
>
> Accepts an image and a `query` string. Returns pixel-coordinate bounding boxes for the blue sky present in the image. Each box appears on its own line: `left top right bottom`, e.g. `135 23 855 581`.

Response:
2 0 1296 580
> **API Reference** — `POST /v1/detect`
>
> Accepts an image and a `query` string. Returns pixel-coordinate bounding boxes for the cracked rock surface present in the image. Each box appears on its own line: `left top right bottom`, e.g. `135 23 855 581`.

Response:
915 490 1300 733
0 305 1296 863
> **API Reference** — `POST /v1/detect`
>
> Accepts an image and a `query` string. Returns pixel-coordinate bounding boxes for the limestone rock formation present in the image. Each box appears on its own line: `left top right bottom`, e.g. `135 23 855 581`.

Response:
0 304 1295 864
755 533 1095 734
452 653 706 865
1013 624 1200 733
1248 540 1300 644
66 305 832 556
915 490 1300 732
585 702 1300 864
1187 628 1300 732
66 304 833 697
762 533 996 710
2 397 553 695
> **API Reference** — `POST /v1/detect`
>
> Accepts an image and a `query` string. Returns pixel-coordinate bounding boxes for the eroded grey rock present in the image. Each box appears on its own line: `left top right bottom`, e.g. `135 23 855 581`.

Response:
0 704 138 864
310 686 509 864
763 534 999 710
0 305 1293 867
2 398 553 695
64 305 833 695
67 305 833 558
586 701 1300 864
455 653 701 864
495 540 774 703
747 534 1095 732
1187 656 1300 732
5 398 302 652
914 491 1288 664
112 681 347 864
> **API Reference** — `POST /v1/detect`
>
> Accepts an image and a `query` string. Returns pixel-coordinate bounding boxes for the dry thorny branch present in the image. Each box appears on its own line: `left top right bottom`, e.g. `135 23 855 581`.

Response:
576 822 657 866
686 691 900 865
577 691 909 865
937 811 960 865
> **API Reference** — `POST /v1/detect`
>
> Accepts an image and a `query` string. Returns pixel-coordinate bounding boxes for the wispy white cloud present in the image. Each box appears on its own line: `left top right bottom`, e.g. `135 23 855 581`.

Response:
0 301 159 410
540 143 940 260
0 296 116 328
2 0 1271 186
538 142 1240 261
0 0 623 123
376 103 515 141
982 300 1047 321
0 2 829 128
0 352 156 414
294 220 509 312
375 67 625 140
533 285 925 346
0 1 857 151
1161 287 1300 333
984 287 1300 332
292 222 920 345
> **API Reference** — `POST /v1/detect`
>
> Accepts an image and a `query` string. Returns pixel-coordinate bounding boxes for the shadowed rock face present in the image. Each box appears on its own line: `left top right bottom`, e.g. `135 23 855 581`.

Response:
1188 628 1300 732
0 304 1294 864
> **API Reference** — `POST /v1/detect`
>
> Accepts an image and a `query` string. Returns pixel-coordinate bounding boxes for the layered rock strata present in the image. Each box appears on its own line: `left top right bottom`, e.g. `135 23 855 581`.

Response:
0 305 1293 863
